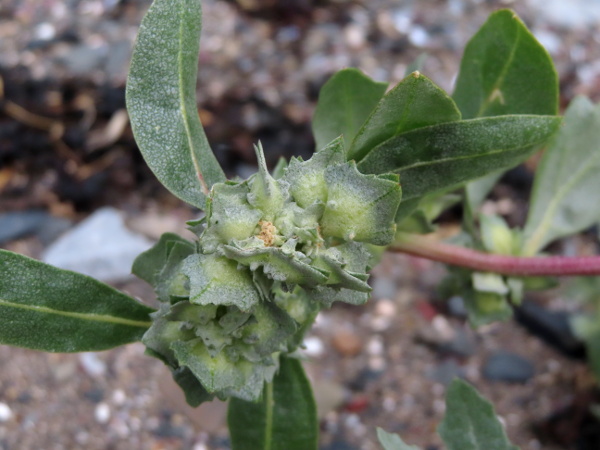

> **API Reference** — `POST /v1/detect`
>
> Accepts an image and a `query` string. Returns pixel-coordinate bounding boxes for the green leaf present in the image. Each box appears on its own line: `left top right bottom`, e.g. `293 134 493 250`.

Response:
182 253 260 311
456 10 558 218
377 428 421 450
172 366 215 407
357 115 561 201
480 215 516 255
438 379 518 450
228 356 318 450
464 290 513 328
320 162 402 245
348 72 461 162
132 232 195 286
0 250 154 352
523 97 600 255
453 9 558 119
312 68 388 153
126 0 225 209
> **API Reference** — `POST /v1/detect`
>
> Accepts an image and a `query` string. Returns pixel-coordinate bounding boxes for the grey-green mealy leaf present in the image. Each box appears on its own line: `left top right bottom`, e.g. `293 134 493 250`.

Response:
126 0 225 209
376 428 421 450
457 9 558 215
438 379 518 450
0 250 154 352
228 356 318 450
357 115 561 201
132 232 195 287
453 9 558 119
523 97 600 255
348 72 461 162
312 68 388 153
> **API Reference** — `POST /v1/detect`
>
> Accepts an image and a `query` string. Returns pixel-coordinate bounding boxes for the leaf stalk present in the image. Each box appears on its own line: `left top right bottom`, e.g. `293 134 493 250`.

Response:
390 232 600 276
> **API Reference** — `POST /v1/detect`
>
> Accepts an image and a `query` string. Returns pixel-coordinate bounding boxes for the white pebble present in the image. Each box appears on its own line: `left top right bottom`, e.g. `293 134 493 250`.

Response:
375 299 397 317
79 352 106 377
111 389 126 406
366 336 384 356
95 403 111 424
302 336 324 357
0 403 13 422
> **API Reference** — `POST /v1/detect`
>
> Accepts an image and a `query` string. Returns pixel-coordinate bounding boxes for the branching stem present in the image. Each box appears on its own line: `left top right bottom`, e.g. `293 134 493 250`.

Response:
390 232 600 276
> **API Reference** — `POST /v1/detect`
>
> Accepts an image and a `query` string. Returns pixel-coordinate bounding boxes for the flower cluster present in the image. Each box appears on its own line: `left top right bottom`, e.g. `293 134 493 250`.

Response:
135 138 402 403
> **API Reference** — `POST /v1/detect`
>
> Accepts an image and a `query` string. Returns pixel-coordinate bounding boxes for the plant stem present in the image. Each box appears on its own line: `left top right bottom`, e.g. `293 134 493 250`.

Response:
390 232 600 276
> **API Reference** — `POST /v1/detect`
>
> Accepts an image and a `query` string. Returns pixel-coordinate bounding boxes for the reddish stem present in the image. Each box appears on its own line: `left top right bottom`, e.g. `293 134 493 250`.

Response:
389 233 600 276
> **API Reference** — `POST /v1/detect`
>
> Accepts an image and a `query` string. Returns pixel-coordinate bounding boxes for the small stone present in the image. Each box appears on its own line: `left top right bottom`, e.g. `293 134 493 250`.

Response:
302 336 324 357
0 210 48 244
94 403 110 424
447 295 468 318
483 351 535 383
111 389 126 406
375 299 397 317
366 336 384 356
43 207 153 282
0 403 13 422
79 352 106 378
371 277 397 300
428 359 465 385
332 330 363 357
515 300 584 359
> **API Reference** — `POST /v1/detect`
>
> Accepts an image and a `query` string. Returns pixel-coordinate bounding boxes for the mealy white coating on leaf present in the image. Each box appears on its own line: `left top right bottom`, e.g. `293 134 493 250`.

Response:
523 97 600 254
357 115 561 200
320 162 401 245
283 136 345 208
126 0 225 209
182 253 260 311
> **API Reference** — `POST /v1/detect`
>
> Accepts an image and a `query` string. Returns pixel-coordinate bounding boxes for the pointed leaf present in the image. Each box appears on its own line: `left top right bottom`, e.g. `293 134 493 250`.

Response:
132 232 195 286
228 356 318 450
172 366 215 407
126 0 225 209
523 97 600 255
0 250 153 352
453 9 558 119
357 115 561 201
438 379 518 450
457 10 558 214
312 68 388 153
320 163 402 245
349 72 461 162
376 428 421 450
182 253 260 311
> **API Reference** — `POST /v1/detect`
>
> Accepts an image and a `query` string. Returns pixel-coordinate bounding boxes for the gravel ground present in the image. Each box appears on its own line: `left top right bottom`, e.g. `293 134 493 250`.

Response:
2 0 600 449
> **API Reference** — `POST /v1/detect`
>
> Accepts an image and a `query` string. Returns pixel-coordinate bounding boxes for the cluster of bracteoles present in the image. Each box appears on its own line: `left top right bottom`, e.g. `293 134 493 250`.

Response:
135 138 402 404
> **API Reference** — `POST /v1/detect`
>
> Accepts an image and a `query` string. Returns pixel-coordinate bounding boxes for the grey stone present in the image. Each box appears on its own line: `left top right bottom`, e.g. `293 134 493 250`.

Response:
42 207 153 282
0 210 48 244
428 359 465 386
482 351 535 383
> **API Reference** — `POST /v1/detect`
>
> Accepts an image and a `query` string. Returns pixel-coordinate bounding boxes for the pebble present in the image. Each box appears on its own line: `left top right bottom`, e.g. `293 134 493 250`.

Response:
366 336 384 356
0 210 49 244
0 403 13 422
94 403 110 424
428 359 465 386
515 300 585 359
447 295 468 318
111 389 126 406
79 352 107 378
375 298 397 317
302 336 324 357
332 330 363 357
371 277 397 300
482 351 535 383
43 207 153 282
